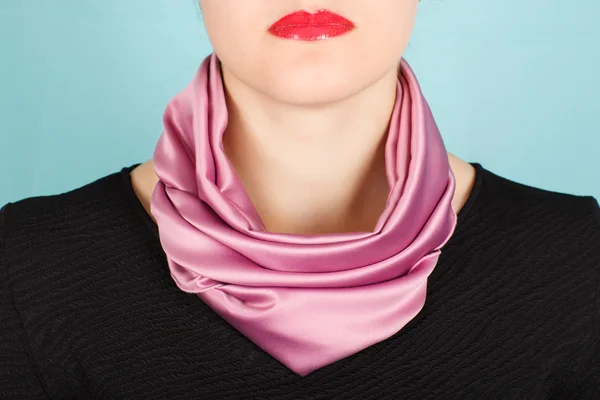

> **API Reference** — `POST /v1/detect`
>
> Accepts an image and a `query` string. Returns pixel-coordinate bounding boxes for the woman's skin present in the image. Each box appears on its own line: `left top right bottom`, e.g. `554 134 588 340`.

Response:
130 0 477 235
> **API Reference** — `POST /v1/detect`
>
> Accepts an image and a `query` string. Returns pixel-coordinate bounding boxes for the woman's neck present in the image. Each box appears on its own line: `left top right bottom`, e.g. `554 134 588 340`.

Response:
220 65 399 234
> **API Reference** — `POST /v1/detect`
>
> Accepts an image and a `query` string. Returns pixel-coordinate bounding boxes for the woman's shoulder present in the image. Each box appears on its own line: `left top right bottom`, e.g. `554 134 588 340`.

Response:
471 162 599 228
1 162 145 227
0 163 151 279
0 165 167 397
1 164 139 225
455 163 599 291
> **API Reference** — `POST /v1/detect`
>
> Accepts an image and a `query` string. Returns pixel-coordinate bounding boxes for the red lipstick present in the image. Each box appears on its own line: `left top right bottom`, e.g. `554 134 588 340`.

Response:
268 9 355 41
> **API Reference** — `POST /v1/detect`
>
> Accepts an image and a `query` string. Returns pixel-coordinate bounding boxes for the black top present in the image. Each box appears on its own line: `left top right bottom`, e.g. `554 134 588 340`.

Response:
1 162 599 400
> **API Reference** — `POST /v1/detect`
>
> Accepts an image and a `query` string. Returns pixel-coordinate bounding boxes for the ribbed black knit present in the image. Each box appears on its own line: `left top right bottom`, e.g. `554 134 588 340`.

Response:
1 162 598 399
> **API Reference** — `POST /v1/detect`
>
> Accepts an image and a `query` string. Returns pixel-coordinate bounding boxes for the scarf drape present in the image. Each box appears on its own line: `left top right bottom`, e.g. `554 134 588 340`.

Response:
151 52 457 376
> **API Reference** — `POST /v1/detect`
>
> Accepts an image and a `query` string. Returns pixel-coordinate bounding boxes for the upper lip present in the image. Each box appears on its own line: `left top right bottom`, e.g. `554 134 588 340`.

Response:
269 9 355 29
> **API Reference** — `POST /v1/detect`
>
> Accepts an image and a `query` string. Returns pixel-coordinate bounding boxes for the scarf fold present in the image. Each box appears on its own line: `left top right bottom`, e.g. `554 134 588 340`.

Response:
151 52 457 376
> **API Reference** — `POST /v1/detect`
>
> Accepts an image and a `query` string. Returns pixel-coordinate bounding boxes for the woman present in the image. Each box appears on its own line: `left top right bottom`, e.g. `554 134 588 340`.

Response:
1 1 598 399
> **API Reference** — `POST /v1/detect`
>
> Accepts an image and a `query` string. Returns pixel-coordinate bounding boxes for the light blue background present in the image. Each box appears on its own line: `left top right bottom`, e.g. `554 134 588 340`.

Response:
1 0 599 207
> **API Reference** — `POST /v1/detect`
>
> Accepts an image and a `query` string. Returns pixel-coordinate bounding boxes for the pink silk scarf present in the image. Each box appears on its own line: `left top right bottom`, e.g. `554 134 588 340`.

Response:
151 52 457 377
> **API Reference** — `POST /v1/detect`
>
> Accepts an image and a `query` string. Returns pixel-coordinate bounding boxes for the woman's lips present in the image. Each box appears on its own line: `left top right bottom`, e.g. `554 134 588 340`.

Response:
268 9 355 41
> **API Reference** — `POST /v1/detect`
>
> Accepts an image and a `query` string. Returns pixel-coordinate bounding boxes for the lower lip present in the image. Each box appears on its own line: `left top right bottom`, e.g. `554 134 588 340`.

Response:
269 24 354 41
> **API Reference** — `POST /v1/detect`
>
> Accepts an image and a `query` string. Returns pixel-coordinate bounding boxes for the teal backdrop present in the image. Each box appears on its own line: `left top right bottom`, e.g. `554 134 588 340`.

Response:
1 0 599 206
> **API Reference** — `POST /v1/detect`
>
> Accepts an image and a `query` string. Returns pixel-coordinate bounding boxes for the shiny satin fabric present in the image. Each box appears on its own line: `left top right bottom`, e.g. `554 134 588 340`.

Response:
151 53 457 376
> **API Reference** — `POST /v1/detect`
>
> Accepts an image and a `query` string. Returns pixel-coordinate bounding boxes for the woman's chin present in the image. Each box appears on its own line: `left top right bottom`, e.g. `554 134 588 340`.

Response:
258 74 367 107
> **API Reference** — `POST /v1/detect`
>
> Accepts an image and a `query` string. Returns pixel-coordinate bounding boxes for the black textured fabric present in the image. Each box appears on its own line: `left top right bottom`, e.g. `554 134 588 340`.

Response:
1 162 599 400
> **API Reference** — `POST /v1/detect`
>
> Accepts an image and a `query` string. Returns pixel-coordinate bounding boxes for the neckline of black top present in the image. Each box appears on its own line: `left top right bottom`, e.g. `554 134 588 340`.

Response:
119 161 485 240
